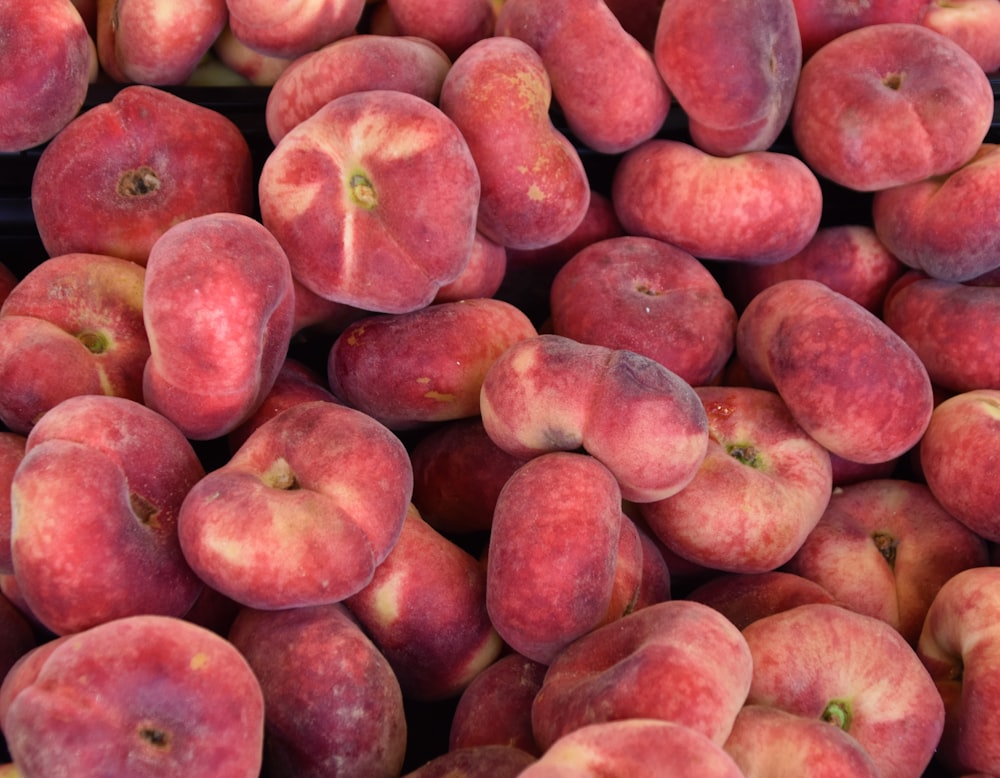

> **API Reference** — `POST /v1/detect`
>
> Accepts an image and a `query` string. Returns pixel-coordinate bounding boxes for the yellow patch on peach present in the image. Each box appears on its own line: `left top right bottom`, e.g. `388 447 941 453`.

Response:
189 651 210 671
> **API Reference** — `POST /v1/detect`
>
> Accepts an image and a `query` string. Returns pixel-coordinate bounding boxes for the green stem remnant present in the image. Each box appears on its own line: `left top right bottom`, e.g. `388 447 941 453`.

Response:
349 172 378 209
821 698 852 731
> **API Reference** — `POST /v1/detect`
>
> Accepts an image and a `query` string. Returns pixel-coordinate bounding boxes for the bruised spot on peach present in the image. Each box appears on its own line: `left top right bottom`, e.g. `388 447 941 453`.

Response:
130 492 160 530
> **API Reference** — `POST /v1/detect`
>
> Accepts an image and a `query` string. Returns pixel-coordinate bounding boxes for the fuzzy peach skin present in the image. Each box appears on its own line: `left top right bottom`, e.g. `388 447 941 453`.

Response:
0 253 148 435
873 144 1000 282
31 85 254 265
882 273 1000 392
328 298 537 430
724 704 881 778
3 615 265 778
735 279 934 464
485 451 635 664
785 479 990 646
211 24 293 86
495 0 671 154
382 0 496 59
439 36 591 251
717 224 906 315
531 599 754 750
549 236 737 387
259 89 481 314
402 745 537 778
10 395 206 637
433 230 508 303
0 434 26 573
686 571 837 631
226 357 341 454
480 334 709 503
519 719 744 778
654 0 801 155
612 139 822 264
742 602 945 778
343 504 503 701
95 0 226 84
178 400 413 610
0 0 93 153
919 389 1000 542
917 566 1000 776
449 651 547 756
408 417 528 535
264 33 452 144
142 212 296 441
791 0 931 59
791 22 993 192
227 602 407 778
921 0 1000 72
639 385 833 574
225 0 366 59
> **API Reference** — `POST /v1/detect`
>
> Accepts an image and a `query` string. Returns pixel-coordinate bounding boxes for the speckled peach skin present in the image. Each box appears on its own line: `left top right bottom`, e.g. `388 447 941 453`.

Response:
496 0 671 155
225 0 366 59
439 36 591 251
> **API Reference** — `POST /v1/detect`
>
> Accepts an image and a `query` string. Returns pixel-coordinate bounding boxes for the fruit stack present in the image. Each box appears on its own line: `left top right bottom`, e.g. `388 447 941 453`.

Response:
1 1 1000 777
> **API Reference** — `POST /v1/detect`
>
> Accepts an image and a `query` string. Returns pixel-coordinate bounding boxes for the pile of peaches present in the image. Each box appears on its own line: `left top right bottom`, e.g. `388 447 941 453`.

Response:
2 0 1000 776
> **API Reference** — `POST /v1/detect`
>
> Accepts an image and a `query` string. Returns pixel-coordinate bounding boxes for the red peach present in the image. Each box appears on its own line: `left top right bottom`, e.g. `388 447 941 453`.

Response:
496 0 671 154
612 139 822 264
686 570 838 630
654 0 801 155
743 602 945 778
227 602 407 778
0 0 93 153
531 599 754 750
639 385 833 574
873 144 1000 282
328 298 537 430
480 334 709 503
521 719 744 778
259 89 481 314
785 478 990 645
142 212 296 441
791 0 931 58
717 224 906 315
449 652 547 756
264 33 452 144
402 745 537 778
10 395 206 636
432 230 509 303
31 85 255 265
3 615 265 777
486 452 633 664
409 417 528 535
736 279 934 464
791 22 994 192
343 504 504 701
549 235 737 387
382 0 496 59
439 36 591 251
225 0 366 59
921 0 1000 72
177 400 413 610
0 252 148 435
95 0 227 85
882 271 1000 392
919 389 1000 541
